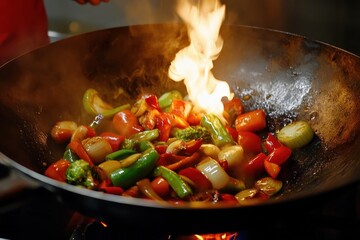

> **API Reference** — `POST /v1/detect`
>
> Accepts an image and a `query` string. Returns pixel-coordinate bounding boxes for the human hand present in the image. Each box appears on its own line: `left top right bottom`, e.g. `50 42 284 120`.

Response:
74 0 109 5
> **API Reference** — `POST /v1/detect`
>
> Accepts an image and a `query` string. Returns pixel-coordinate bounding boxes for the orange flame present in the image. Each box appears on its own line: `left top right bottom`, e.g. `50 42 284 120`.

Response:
169 0 232 121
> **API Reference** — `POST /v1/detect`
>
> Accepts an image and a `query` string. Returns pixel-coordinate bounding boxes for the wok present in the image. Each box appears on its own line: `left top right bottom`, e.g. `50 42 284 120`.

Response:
1 23 360 235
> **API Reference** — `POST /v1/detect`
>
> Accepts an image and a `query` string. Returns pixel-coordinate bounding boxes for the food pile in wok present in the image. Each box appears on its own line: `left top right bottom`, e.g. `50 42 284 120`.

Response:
45 88 314 205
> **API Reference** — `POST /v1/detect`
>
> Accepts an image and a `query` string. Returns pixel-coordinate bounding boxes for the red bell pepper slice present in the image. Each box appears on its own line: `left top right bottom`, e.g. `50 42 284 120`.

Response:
44 159 70 182
225 126 238 142
237 131 262 154
181 139 203 156
101 186 124 195
178 167 212 191
264 160 281 179
100 132 125 152
264 133 283 153
235 109 267 132
266 145 292 166
155 145 167 154
187 112 203 126
157 153 185 167
68 140 94 166
166 152 201 171
220 193 239 204
145 94 161 111
169 99 187 118
243 152 266 177
156 113 172 142
85 126 97 138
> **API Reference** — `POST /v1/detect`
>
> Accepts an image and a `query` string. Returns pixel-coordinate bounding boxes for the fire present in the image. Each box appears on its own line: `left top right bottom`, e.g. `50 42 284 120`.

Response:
168 0 233 121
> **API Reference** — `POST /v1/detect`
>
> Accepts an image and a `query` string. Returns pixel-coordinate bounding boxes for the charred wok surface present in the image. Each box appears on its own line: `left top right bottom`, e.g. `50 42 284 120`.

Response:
0 24 360 233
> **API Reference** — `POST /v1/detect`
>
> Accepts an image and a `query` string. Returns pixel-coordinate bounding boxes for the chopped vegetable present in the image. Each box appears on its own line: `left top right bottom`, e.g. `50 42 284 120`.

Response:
136 178 164 201
235 109 267 133
171 126 211 142
82 136 113 165
153 165 193 199
158 90 183 110
218 145 245 169
121 129 159 150
45 159 70 182
200 114 234 147
110 148 159 189
196 157 230 190
277 120 314 149
83 88 130 118
66 159 96 189
51 121 78 143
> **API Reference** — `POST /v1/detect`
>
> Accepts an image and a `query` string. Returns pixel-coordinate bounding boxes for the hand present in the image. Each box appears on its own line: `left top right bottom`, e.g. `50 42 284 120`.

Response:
74 0 109 5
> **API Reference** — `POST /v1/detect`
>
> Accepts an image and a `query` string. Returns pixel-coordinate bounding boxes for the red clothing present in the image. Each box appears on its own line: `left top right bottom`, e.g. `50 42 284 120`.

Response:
0 0 49 66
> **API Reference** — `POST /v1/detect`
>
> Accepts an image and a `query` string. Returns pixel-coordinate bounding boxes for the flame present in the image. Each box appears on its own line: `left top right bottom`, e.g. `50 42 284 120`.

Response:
169 0 233 121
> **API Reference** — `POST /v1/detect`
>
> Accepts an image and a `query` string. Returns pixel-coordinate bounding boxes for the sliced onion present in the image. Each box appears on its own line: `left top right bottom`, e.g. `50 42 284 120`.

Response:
196 157 230 190
82 136 113 165
277 120 314 149
198 144 220 159
218 145 244 169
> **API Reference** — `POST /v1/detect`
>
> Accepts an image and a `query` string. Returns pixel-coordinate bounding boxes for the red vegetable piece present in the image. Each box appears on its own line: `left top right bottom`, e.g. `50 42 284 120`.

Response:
220 193 239 204
85 126 97 138
225 126 238 142
101 186 124 195
187 112 203 126
264 133 283 153
237 131 262 154
68 140 94 166
266 145 292 166
169 99 187 118
155 145 167 154
100 132 125 152
182 139 203 155
264 160 281 179
44 159 70 182
235 109 267 132
156 113 172 142
151 177 170 198
112 110 143 137
243 152 266 177
145 94 161 111
178 167 212 191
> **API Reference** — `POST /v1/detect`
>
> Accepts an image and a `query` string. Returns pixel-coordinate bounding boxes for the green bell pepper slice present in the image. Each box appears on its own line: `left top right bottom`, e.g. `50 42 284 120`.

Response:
153 166 193 199
201 114 235 147
110 148 159 189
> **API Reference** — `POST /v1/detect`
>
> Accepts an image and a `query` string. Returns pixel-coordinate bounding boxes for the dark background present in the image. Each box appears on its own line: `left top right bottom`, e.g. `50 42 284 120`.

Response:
45 0 360 56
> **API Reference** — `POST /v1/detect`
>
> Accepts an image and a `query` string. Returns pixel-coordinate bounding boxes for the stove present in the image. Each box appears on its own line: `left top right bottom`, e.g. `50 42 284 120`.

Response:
1 164 359 240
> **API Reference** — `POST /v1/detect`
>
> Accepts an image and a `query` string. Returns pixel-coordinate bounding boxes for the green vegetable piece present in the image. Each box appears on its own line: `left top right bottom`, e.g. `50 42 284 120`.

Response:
200 114 234 147
171 126 211 142
66 159 96 189
63 147 79 163
138 140 154 152
105 149 137 160
158 90 183 110
83 88 130 118
153 166 193 199
277 120 314 149
121 129 159 150
110 148 160 189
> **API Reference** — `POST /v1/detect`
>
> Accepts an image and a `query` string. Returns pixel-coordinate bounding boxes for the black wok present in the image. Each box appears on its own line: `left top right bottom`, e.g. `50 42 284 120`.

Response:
0 24 360 235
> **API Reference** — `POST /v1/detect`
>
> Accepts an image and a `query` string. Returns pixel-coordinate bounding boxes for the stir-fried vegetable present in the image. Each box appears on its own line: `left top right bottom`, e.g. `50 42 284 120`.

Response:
277 120 314 149
45 88 316 206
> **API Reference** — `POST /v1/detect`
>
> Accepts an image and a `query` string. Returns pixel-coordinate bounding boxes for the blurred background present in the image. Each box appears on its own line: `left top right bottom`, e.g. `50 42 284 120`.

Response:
44 0 360 56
